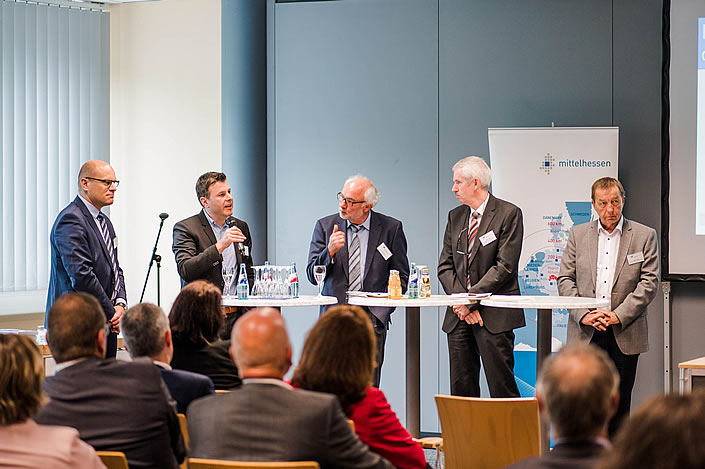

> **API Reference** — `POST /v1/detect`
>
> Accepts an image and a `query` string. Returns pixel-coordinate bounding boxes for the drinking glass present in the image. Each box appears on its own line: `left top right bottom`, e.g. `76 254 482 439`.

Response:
313 265 326 296
251 266 263 297
222 266 235 298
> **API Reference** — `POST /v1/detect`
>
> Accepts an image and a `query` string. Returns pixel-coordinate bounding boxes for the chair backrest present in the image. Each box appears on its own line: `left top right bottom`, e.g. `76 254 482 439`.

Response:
188 459 320 469
178 413 189 448
97 451 130 469
435 395 540 469
178 413 189 469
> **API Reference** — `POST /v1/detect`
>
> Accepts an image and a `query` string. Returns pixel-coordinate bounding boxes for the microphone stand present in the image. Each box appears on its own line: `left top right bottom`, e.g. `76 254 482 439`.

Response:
140 214 168 306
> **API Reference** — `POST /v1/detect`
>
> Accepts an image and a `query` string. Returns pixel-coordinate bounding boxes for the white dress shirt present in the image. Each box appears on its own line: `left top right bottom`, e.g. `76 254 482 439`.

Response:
595 217 624 310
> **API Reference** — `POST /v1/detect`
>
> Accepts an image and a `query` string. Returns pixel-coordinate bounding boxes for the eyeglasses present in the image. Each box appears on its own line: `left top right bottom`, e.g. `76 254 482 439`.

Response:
337 192 366 206
85 177 120 188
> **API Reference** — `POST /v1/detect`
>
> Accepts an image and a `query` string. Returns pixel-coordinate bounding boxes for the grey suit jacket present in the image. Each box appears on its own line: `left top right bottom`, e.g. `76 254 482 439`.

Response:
558 218 659 355
438 194 525 334
35 357 186 469
187 382 393 469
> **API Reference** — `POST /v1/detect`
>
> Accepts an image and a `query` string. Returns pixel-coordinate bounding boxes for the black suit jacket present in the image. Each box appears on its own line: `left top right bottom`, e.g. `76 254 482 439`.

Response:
157 365 215 413
438 194 525 334
506 439 606 469
306 211 409 325
35 357 186 469
46 196 126 321
171 339 242 390
172 210 254 289
187 382 393 469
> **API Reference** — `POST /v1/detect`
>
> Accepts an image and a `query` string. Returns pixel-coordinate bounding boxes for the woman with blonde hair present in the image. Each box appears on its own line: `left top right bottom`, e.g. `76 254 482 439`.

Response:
292 305 429 469
0 333 105 468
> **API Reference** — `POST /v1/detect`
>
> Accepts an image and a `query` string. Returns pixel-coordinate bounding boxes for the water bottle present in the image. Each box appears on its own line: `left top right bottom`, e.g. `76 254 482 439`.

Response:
289 262 299 298
408 262 420 299
237 263 249 299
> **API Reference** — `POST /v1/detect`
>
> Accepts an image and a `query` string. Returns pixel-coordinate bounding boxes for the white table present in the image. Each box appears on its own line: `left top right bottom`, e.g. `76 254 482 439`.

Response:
222 294 338 308
348 295 480 437
480 295 609 453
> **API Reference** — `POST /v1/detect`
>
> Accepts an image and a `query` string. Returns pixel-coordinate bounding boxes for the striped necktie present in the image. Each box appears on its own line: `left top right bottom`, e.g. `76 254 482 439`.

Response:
97 213 120 301
349 224 362 292
467 211 480 289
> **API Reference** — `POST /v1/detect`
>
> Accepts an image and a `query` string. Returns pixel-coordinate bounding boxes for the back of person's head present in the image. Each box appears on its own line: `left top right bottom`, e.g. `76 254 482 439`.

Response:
537 343 619 439
121 303 169 359
0 334 45 424
292 305 375 408
230 307 291 378
169 280 223 346
595 391 705 469
47 292 105 363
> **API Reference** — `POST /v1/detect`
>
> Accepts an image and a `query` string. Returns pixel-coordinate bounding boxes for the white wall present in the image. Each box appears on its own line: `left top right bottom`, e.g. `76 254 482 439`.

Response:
110 0 222 312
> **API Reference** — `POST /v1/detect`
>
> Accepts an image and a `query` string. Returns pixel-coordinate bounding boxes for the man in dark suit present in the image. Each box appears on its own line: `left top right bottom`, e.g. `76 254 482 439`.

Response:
558 177 659 436
307 175 409 386
187 307 393 469
46 160 127 358
507 343 618 469
120 302 215 413
172 171 255 330
438 156 525 397
35 292 186 469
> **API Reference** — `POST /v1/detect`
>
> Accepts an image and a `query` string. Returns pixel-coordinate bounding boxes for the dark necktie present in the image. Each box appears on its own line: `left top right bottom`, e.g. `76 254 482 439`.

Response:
349 224 362 291
467 211 480 289
97 213 120 300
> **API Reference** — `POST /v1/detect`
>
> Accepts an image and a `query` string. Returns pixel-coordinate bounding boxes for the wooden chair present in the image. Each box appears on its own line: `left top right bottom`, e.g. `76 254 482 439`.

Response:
188 459 320 469
96 451 129 469
435 395 540 469
178 413 189 469
414 437 443 469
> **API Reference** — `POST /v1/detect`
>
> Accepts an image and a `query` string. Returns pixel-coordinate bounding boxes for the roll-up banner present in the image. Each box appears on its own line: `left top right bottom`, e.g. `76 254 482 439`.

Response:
488 126 619 396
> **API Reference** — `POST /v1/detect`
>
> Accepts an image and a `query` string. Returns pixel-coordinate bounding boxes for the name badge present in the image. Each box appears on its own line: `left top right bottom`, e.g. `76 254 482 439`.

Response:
479 230 497 246
627 252 644 264
113 236 118 248
377 243 392 260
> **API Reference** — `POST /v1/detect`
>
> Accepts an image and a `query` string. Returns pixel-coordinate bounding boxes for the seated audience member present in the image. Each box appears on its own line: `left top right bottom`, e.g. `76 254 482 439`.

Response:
508 343 618 469
0 334 105 469
292 305 429 469
121 302 215 413
187 307 394 469
34 292 186 469
169 280 241 390
594 391 705 469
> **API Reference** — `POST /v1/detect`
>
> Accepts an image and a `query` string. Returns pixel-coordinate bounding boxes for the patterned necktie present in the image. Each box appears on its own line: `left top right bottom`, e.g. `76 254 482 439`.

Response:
97 213 120 300
467 211 480 289
349 224 362 291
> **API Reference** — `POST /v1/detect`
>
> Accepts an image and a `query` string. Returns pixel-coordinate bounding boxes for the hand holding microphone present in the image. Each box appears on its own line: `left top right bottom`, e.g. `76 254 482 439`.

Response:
216 216 246 254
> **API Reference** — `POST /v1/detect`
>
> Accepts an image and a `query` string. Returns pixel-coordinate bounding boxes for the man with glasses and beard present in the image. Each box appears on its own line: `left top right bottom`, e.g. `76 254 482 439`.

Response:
307 175 409 387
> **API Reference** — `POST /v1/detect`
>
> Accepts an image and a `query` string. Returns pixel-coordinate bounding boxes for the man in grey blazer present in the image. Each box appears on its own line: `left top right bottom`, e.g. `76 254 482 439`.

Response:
35 292 186 469
187 307 393 469
438 156 525 397
558 177 659 436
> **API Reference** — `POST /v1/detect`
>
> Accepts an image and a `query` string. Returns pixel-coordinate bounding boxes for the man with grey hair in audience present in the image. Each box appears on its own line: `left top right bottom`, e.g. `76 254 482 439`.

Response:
508 343 619 469
187 307 394 468
120 302 214 413
307 175 409 386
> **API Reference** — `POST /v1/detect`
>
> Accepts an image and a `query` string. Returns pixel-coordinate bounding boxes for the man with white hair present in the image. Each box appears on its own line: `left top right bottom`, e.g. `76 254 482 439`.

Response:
438 156 525 397
307 175 409 386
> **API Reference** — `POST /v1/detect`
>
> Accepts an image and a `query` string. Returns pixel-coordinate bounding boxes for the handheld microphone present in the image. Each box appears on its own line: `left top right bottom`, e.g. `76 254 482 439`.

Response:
225 216 245 255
